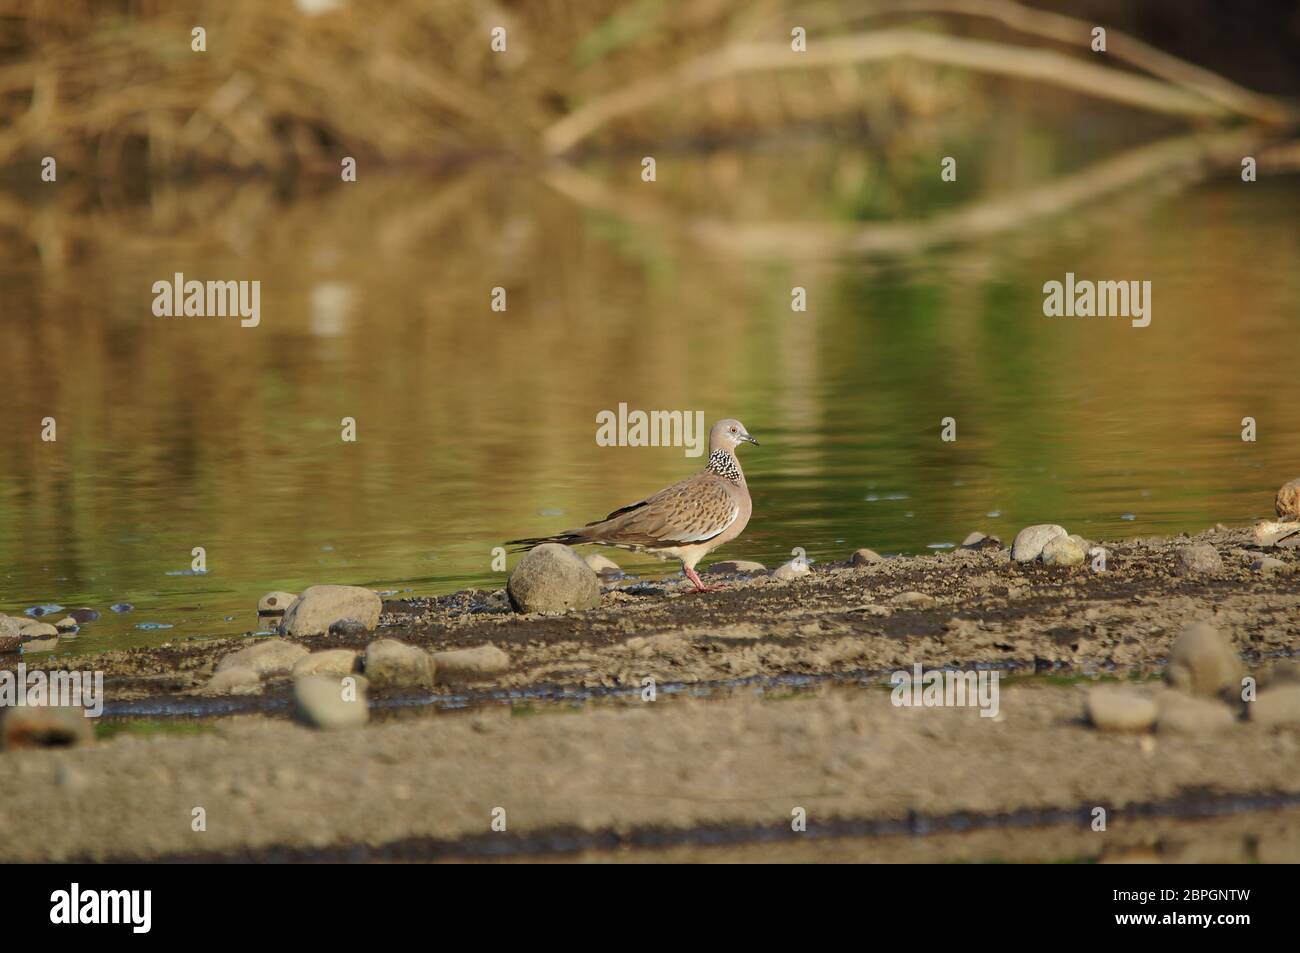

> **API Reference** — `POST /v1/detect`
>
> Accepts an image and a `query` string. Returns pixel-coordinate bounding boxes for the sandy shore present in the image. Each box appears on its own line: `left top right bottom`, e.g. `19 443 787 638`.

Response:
1 526 1298 862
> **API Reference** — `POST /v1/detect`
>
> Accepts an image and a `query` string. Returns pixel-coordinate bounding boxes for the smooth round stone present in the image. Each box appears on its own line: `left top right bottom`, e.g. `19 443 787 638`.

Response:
1166 622 1242 698
281 585 381 636
1276 478 1300 519
1010 524 1067 563
1085 688 1157 732
431 644 510 682
200 667 262 696
1155 691 1236 735
216 638 308 677
293 675 369 729
890 591 935 607
1177 544 1223 575
291 649 360 678
705 560 768 574
1251 556 1292 574
1041 536 1085 567
363 639 435 690
960 532 1002 550
1251 685 1300 727
774 559 811 581
257 591 298 617
507 544 601 614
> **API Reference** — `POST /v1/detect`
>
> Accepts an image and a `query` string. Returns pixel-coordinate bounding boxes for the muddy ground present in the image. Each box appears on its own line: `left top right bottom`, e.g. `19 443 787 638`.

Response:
1 526 1298 862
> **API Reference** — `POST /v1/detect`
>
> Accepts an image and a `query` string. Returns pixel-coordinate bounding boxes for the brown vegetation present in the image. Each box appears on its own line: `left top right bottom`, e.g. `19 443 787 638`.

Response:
1 0 1293 179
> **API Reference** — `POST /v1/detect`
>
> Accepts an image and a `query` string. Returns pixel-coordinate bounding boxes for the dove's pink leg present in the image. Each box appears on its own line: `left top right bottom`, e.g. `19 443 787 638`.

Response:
684 567 721 592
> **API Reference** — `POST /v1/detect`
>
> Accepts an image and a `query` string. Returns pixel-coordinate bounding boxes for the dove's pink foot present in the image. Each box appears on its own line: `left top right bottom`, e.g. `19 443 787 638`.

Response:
684 567 721 592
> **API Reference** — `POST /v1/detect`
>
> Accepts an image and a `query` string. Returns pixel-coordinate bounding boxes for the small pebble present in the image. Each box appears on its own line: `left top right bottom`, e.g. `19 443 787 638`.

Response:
1251 556 1291 575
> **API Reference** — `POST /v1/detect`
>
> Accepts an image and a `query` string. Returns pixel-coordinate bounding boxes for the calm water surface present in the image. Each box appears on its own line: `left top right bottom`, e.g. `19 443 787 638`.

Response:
2 139 1298 653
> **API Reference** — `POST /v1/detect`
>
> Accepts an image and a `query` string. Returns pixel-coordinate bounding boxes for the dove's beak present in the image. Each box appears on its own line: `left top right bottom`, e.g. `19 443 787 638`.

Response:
740 433 759 446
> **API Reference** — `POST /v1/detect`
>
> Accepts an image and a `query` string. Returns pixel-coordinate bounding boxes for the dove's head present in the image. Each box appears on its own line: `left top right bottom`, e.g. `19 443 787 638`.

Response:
711 419 759 454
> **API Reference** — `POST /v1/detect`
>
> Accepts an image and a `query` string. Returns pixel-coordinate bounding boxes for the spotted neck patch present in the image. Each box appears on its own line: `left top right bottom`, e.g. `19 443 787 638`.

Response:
707 449 743 484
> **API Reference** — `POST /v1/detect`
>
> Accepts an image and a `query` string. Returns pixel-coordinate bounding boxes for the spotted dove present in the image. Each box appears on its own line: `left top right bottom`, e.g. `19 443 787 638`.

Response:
508 419 758 591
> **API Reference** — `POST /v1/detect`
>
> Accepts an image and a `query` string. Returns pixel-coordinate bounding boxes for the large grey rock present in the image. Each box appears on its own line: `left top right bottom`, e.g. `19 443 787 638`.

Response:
1166 622 1241 699
1011 524 1067 563
293 674 369 729
507 544 601 614
1041 536 1085 567
363 638 435 690
849 549 883 566
1085 687 1157 732
1177 544 1223 575
432 644 510 682
199 667 262 696
0 705 94 749
216 638 307 677
1155 691 1236 735
1277 478 1300 519
1251 685 1300 728
291 649 360 678
280 585 381 636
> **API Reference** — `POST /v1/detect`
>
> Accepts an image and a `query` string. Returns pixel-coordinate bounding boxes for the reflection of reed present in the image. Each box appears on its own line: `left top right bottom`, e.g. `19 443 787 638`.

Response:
545 127 1279 259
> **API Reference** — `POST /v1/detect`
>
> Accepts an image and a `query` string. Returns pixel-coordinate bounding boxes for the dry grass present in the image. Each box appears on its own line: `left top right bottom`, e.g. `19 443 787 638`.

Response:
0 0 1290 178
0 0 763 175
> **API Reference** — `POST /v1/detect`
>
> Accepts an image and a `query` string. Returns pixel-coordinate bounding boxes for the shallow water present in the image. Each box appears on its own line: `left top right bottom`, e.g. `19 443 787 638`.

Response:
1 126 1298 653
